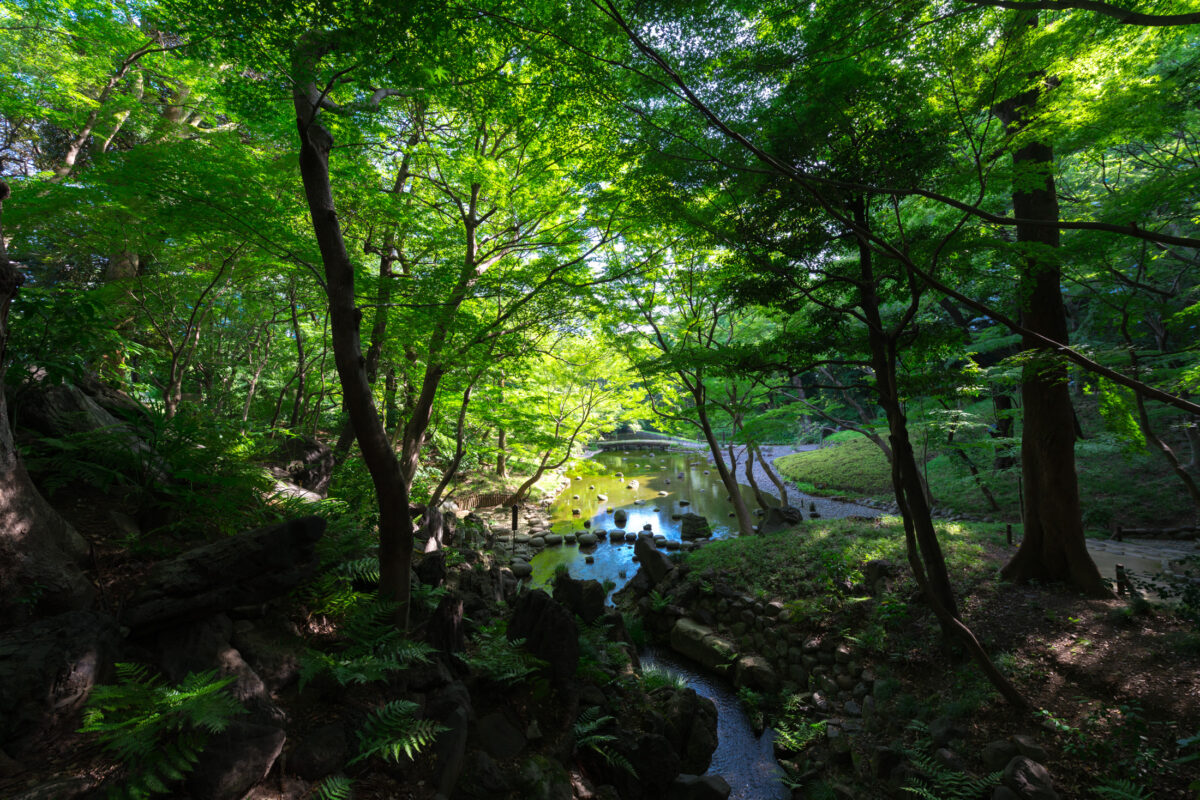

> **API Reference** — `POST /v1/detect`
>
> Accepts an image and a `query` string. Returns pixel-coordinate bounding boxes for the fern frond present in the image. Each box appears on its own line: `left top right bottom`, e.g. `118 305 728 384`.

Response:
314 774 354 800
348 701 446 765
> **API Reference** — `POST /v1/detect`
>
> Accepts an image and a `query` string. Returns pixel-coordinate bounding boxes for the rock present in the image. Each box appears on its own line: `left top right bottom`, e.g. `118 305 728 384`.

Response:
476 711 526 759
1012 734 1049 762
544 534 563 546
609 530 626 542
669 618 737 673
415 550 447 588
290 723 346 781
433 704 470 798
507 590 579 688
271 434 334 497
460 750 510 796
6 776 99 800
760 506 805 534
578 532 598 546
186 721 285 800
733 655 780 694
659 491 669 497
0 610 120 753
935 747 965 771
529 536 546 548
661 688 719 774
668 773 731 800
122 517 325 634
155 614 278 723
614 510 628 527
635 537 675 584
510 561 534 579
427 594 465 653
982 740 1020 771
930 716 967 747
1002 756 1059 800
553 574 607 624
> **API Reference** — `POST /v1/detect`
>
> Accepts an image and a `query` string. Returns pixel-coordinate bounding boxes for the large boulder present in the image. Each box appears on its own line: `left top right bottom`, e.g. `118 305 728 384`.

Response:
733 654 780 694
507 590 579 688
760 506 805 534
270 434 334 497
185 721 285 800
122 516 325 634
634 536 674 585
661 688 719 774
679 513 711 541
0 610 120 753
552 574 607 624
668 618 737 673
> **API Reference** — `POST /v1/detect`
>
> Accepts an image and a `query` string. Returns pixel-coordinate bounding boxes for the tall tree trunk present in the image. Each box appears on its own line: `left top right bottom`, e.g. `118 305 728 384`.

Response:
0 181 94 624
694 397 755 535
496 427 508 478
994 65 1110 596
288 289 307 429
292 48 415 628
991 391 1017 470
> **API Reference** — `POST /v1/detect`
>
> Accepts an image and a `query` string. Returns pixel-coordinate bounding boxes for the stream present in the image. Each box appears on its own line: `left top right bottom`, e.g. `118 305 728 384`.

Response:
641 646 790 800
523 447 876 800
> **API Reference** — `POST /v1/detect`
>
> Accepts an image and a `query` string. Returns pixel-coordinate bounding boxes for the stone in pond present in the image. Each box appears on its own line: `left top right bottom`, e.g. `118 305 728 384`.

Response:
633 499 644 505
703 470 710 475
572 494 580 500
583 520 591 528
529 536 545 548
616 472 623 477
510 561 533 579
597 494 608 501
562 533 576 544
665 540 681 551
625 532 638 543
606 507 614 513
578 533 598 546
643 523 653 531
575 476 581 481
572 508 581 516
658 490 669 496
613 509 628 527
609 530 626 542
679 500 690 507
544 534 563 546
585 556 595 564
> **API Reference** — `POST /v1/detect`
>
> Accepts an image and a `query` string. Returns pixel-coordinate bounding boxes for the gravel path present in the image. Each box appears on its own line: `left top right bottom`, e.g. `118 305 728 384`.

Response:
678 442 881 519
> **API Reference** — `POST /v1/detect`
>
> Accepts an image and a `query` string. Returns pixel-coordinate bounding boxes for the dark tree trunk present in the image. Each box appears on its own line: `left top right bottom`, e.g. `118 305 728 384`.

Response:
291 52 415 627
0 181 94 625
991 391 1016 470
994 75 1110 597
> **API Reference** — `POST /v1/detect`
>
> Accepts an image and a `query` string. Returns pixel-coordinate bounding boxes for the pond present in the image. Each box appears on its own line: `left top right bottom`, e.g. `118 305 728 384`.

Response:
528 448 780 593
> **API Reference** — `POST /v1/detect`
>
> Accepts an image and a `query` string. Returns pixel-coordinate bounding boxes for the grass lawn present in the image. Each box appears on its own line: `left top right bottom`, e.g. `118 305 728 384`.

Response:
775 431 1194 531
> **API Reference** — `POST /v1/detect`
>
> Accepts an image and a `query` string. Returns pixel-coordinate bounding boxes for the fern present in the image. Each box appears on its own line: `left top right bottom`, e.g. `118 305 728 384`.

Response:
80 663 244 799
573 706 636 776
900 724 1001 800
464 619 546 684
298 600 435 691
313 774 354 800
348 701 446 765
1093 778 1155 799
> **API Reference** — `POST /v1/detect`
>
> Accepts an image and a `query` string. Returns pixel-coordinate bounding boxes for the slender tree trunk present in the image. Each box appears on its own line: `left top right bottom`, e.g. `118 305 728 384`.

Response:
242 328 273 426
496 428 508 478
288 289 307 429
695 397 755 535
994 68 1110 596
991 391 1016 470
292 49 414 627
754 443 790 507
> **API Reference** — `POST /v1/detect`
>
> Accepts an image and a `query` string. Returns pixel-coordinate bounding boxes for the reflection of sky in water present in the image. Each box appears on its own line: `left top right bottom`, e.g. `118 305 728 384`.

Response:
530 449 779 594
642 647 789 800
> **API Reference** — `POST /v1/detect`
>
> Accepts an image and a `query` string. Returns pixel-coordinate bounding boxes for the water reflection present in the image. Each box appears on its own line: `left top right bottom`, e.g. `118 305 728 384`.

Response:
530 449 780 592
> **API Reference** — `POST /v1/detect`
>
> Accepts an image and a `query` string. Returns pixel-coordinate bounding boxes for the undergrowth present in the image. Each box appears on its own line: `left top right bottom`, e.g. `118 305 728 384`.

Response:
79 663 244 799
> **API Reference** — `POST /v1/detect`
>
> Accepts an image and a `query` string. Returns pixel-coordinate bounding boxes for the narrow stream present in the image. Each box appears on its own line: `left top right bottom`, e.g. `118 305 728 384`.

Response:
641 647 790 800
523 447 872 800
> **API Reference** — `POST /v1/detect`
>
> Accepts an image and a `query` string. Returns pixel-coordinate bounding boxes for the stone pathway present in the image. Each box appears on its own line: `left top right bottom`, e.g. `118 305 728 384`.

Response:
1085 537 1199 587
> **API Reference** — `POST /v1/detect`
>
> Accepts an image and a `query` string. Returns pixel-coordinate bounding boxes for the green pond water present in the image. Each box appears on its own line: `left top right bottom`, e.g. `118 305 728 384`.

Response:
529 448 779 591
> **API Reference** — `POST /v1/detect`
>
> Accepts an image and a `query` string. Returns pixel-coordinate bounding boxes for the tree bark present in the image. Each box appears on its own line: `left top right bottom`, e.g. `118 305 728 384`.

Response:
0 181 94 625
994 69 1110 596
292 45 415 627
